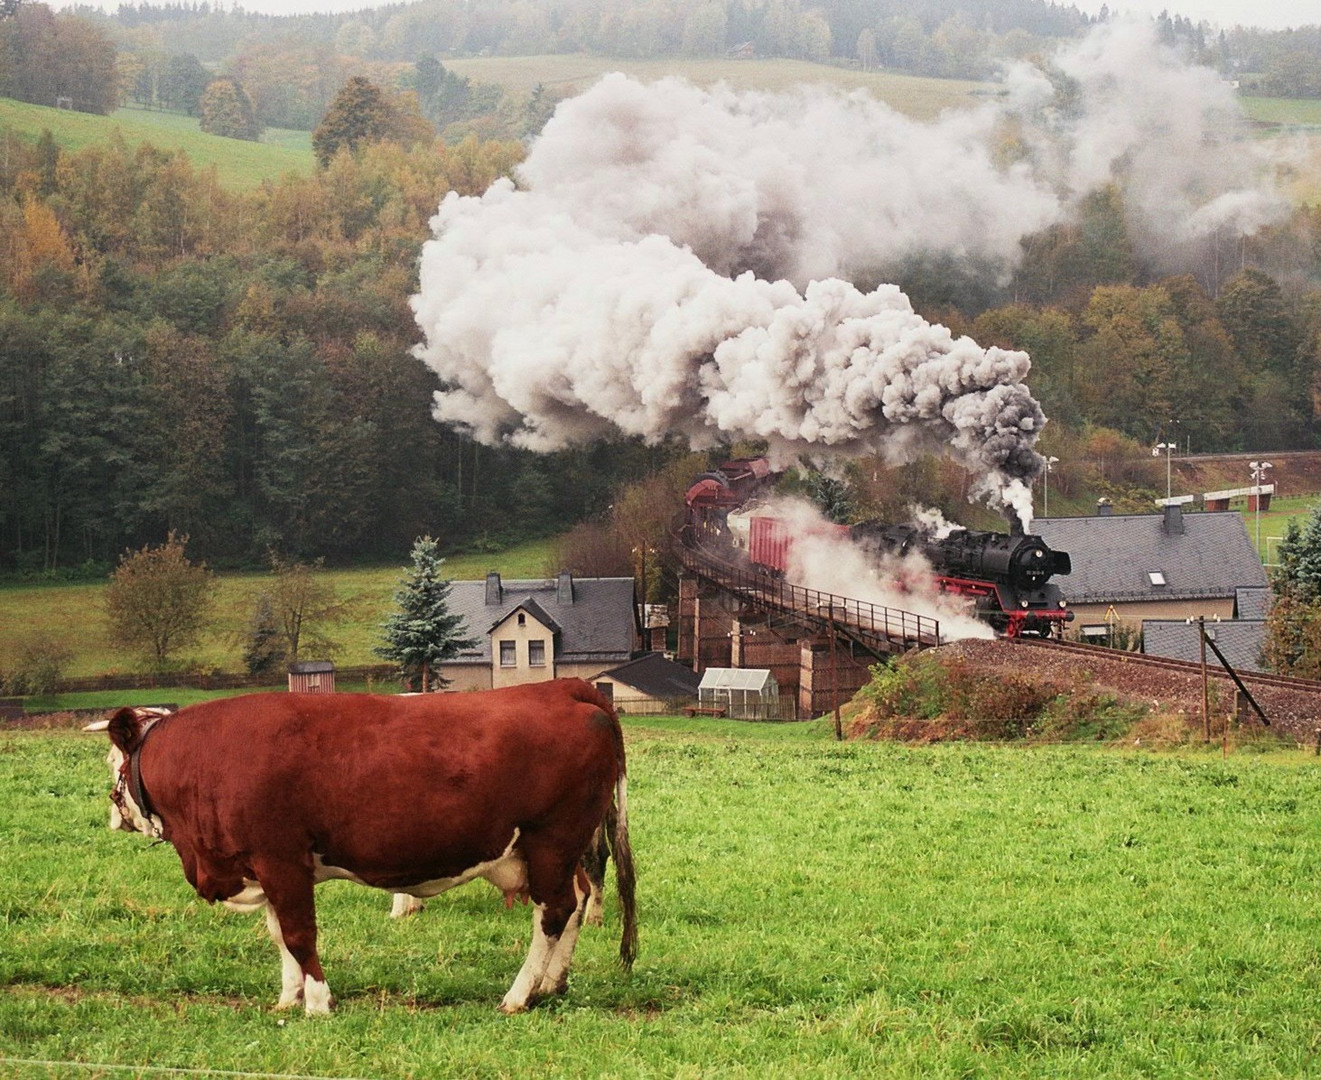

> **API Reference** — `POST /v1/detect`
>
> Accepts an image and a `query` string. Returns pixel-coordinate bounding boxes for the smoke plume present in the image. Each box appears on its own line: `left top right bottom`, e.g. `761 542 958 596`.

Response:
736 498 994 642
412 20 1285 525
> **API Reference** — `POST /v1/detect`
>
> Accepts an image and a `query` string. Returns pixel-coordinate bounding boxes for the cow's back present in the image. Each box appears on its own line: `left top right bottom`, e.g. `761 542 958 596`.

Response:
142 679 621 893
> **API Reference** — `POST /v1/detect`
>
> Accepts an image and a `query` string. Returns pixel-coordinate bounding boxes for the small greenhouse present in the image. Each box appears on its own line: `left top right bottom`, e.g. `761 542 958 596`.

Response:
698 668 780 720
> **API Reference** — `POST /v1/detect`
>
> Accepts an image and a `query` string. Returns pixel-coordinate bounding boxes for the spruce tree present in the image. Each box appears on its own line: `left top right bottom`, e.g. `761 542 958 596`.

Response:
375 536 475 691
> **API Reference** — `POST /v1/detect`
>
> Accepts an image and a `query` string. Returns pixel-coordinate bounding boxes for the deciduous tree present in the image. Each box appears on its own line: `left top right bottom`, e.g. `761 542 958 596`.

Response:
199 77 262 141
105 533 218 670
313 76 397 167
264 553 354 663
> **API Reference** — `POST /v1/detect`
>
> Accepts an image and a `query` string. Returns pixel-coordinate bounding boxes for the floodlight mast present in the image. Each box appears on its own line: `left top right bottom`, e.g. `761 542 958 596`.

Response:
1250 460 1273 558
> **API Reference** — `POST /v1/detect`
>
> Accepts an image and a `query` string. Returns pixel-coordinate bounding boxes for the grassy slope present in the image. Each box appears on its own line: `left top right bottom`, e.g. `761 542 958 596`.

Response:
3 722 1321 1077
0 537 560 681
0 99 312 189
446 54 996 120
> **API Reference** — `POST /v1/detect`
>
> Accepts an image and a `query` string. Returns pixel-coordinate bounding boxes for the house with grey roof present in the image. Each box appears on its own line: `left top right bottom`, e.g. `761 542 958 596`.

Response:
1031 503 1269 642
589 652 701 714
1141 618 1268 673
439 571 639 692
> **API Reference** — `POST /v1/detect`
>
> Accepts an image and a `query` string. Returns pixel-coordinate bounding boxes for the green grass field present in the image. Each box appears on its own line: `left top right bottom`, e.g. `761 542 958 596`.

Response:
0 538 561 682
445 54 996 121
0 99 313 190
3 720 1321 1077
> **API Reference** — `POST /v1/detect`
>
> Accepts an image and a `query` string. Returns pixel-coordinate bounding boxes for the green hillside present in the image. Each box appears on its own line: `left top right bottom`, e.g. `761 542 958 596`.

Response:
447 54 996 121
0 98 313 190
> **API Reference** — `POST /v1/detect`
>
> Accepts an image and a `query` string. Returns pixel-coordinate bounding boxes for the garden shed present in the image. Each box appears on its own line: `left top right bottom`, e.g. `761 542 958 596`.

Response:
288 660 335 693
698 667 780 719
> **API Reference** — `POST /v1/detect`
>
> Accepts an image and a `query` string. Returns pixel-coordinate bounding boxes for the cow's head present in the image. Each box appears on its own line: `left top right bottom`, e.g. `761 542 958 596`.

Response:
84 706 170 835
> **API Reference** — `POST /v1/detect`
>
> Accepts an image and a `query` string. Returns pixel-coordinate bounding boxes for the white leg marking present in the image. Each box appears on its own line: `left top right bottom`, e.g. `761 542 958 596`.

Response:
538 903 585 998
500 903 558 1014
303 976 333 1016
390 893 425 918
264 905 305 1011
583 880 604 927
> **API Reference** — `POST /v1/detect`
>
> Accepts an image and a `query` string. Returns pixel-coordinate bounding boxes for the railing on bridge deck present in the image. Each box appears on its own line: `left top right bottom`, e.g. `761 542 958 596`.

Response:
677 543 941 656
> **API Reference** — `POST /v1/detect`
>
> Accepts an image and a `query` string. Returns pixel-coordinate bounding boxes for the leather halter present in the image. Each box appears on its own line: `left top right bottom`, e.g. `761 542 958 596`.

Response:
123 715 163 826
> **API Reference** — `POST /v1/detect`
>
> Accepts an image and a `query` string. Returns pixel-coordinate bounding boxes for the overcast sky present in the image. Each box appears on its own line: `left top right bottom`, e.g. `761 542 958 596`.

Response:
49 0 1320 30
1071 0 1316 30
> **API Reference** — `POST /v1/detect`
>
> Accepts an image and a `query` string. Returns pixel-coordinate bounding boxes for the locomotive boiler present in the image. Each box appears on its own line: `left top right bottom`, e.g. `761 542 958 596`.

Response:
683 458 1073 637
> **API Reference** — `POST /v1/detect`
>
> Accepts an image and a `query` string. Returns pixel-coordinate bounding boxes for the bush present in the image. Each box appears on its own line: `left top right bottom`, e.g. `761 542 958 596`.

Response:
3 634 74 695
854 651 1148 743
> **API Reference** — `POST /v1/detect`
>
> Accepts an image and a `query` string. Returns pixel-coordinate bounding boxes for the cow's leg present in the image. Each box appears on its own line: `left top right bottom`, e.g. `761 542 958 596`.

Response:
390 892 425 918
536 871 591 998
264 905 307 1010
582 826 608 927
500 851 584 1014
256 863 332 1015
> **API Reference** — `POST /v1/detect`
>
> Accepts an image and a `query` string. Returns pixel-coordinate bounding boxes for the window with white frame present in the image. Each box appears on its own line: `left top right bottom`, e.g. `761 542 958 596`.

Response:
499 640 516 667
528 639 546 667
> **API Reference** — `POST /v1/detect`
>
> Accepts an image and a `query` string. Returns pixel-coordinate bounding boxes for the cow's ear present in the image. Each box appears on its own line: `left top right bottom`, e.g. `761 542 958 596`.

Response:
105 707 144 754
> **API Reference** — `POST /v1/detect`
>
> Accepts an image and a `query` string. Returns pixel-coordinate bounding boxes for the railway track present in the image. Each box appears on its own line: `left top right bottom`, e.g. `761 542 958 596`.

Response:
1014 636 1321 695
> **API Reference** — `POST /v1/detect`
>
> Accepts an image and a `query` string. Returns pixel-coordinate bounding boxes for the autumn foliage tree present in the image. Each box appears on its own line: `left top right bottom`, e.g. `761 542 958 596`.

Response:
105 533 218 670
312 76 428 167
199 77 262 141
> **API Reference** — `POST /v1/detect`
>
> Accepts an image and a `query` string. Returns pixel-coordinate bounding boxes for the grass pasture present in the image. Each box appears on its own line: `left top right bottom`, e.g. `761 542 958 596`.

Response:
445 55 994 121
4 719 1321 1077
0 99 313 190
0 538 560 683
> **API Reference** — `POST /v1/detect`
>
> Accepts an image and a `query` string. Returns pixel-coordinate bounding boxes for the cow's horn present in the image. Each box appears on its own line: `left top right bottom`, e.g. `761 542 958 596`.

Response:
82 719 111 732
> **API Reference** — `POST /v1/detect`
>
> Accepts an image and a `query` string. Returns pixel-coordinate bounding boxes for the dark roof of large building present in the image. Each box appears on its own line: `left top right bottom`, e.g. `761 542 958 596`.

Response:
1032 508 1268 605
445 573 637 665
1142 619 1268 673
593 652 701 700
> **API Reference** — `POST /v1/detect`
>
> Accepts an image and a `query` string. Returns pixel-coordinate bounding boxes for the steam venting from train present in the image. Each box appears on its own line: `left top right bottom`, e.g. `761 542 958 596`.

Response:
412 20 1284 526
739 498 996 641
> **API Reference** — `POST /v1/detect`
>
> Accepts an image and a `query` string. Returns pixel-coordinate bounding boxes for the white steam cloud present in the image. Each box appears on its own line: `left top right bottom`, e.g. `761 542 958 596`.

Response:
412 20 1285 524
743 498 994 643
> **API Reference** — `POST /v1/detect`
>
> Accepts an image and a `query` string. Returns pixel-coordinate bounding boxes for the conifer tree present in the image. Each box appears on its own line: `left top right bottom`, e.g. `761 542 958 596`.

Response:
375 536 476 691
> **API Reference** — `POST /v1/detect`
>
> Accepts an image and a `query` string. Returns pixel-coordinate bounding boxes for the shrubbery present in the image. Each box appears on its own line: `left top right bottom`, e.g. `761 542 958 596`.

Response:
854 651 1149 743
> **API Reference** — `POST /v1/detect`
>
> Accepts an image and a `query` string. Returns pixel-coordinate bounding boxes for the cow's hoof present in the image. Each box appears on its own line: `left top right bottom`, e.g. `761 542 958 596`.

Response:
498 993 537 1015
274 993 304 1011
303 978 334 1015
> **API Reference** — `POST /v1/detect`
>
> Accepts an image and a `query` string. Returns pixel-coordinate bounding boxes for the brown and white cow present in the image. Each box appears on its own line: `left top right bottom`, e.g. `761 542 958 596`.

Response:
86 679 637 1015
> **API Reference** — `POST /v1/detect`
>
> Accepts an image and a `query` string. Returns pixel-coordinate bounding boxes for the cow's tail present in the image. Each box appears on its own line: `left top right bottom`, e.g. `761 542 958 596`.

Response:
607 711 638 972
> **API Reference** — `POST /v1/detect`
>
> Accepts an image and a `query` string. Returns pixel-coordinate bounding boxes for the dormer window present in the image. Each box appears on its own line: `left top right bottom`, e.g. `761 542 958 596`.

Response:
1147 571 1167 587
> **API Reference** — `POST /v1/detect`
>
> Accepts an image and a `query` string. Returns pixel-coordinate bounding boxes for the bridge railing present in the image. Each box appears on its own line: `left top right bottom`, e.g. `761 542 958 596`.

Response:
678 544 940 652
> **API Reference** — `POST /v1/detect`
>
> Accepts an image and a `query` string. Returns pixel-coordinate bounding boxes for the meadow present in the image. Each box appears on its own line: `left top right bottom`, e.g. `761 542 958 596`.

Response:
444 55 996 121
3 718 1321 1078
0 99 313 190
0 538 560 683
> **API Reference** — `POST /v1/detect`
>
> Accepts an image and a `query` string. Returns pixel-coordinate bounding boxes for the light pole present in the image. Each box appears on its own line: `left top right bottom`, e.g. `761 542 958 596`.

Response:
1153 442 1175 500
1042 456 1059 516
1250 460 1273 558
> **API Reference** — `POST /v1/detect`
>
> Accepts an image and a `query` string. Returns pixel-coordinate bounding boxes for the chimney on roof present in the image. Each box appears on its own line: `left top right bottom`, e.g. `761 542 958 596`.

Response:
1163 502 1185 535
1097 498 1113 517
485 571 502 605
557 570 574 605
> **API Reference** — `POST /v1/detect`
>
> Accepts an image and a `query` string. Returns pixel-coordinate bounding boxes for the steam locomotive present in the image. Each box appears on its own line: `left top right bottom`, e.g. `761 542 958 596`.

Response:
683 458 1073 637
